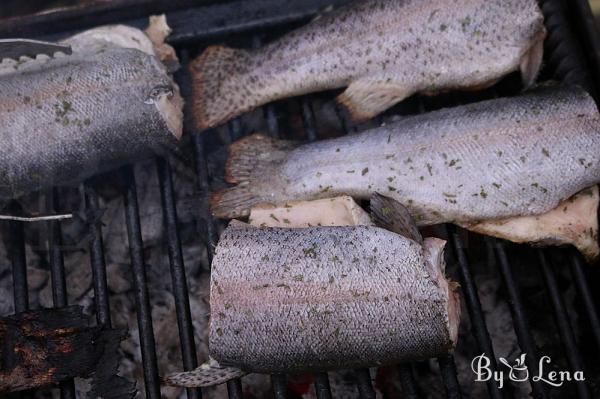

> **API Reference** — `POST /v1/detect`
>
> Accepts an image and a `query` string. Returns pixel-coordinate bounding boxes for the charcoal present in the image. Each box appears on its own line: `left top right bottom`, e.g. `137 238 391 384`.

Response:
0 306 135 398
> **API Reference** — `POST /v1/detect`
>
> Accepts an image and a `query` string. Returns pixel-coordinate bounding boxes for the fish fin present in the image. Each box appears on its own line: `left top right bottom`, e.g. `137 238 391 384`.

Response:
211 183 256 219
460 186 599 263
211 133 298 219
190 45 252 129
225 133 297 184
370 193 423 243
520 30 546 88
164 358 247 388
336 80 411 123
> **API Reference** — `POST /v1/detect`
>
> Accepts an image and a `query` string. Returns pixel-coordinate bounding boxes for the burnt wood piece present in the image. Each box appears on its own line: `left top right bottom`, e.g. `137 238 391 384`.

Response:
0 306 135 398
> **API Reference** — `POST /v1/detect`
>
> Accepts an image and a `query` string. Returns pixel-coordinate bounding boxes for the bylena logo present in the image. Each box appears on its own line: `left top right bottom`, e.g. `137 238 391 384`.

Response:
471 353 585 389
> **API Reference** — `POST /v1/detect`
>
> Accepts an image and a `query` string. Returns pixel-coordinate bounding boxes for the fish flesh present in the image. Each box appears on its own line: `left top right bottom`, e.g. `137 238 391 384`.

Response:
248 195 373 228
0 24 182 201
462 186 599 262
166 202 459 385
190 0 546 129
211 85 600 260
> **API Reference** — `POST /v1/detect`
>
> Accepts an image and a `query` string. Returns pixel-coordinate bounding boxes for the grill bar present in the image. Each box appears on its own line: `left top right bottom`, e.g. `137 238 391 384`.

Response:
265 104 280 139
450 231 502 399
180 42 244 395
397 364 418 399
538 251 592 399
541 0 595 95
313 372 333 399
437 356 461 399
192 132 218 265
355 369 375 399
85 184 113 327
228 119 243 142
569 253 600 351
301 99 318 142
8 204 28 313
271 374 287 399
571 0 600 95
227 379 244 399
0 0 209 39
492 240 548 399
48 193 68 309
47 191 77 399
122 166 162 399
175 48 218 268
157 158 202 399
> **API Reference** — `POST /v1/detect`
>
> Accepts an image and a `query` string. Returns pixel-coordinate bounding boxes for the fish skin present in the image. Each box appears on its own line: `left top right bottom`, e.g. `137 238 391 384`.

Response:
211 85 600 228
207 222 458 373
191 0 545 129
0 38 181 200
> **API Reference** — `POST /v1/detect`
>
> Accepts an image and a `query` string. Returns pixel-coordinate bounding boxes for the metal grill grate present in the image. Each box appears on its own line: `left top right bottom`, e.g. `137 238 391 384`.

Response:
2 0 600 398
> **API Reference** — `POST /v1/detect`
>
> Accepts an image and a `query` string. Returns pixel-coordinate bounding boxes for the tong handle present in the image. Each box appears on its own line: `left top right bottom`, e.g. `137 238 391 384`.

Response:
0 38 72 61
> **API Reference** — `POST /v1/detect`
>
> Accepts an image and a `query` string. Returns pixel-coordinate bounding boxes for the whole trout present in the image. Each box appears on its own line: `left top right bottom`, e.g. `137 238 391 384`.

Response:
166 220 459 385
212 85 600 260
0 26 182 201
191 0 546 129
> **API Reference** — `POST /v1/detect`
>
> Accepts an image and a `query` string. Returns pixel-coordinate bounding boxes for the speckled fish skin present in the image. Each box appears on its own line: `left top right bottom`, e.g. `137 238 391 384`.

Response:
0 44 180 200
191 0 545 129
212 85 600 225
209 222 458 373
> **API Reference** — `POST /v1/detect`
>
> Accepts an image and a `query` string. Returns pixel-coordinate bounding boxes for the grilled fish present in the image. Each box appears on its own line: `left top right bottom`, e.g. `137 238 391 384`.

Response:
190 0 546 129
0 25 182 201
212 85 600 260
166 199 459 385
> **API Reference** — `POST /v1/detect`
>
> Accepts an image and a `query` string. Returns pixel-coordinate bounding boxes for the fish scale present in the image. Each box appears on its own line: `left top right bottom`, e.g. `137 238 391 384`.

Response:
0 42 181 201
212 85 600 228
191 0 546 129
208 222 457 373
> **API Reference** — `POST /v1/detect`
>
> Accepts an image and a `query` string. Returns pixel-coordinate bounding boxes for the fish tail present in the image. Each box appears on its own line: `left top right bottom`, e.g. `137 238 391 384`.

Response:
211 133 298 219
210 183 256 219
190 45 252 129
164 359 247 388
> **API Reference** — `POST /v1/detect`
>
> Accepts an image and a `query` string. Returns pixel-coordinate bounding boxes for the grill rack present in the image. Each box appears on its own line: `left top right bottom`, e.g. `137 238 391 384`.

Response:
2 0 600 398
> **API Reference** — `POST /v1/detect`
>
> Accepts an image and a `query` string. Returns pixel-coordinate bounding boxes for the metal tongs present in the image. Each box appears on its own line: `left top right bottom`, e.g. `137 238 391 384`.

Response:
0 38 72 61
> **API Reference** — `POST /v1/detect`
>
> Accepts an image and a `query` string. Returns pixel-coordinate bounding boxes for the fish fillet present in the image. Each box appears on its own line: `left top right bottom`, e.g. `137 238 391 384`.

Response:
212 85 600 259
171 221 459 380
0 25 182 201
168 196 375 387
190 0 546 128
